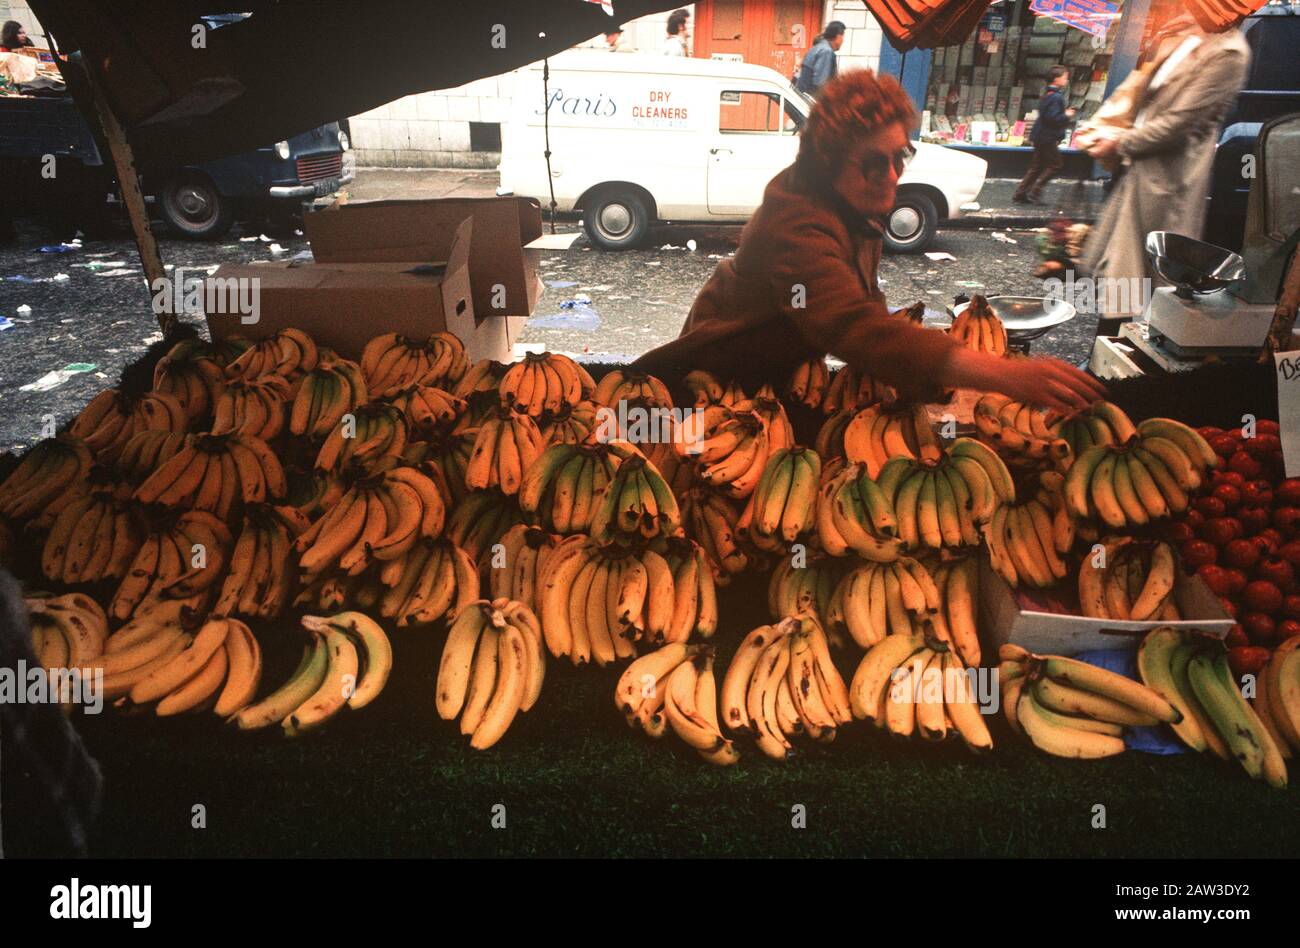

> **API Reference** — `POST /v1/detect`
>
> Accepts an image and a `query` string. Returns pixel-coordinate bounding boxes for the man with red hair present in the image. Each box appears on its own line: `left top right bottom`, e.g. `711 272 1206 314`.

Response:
636 70 1104 412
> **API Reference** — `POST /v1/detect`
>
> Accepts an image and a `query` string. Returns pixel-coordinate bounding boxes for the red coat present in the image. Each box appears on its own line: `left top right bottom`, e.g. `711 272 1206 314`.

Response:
634 163 957 401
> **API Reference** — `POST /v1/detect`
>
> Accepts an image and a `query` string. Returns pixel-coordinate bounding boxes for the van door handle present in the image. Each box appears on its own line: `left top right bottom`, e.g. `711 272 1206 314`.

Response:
710 148 732 155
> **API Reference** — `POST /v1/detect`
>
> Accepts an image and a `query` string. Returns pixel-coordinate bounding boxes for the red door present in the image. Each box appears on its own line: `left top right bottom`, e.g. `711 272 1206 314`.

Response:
693 0 824 80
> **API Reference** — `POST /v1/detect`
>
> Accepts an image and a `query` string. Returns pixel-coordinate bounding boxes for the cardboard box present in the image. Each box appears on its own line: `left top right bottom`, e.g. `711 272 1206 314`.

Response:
980 556 1233 657
304 196 548 353
204 218 478 362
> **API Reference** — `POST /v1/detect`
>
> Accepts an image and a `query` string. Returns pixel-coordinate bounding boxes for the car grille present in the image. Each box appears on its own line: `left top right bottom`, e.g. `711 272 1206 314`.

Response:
295 153 342 183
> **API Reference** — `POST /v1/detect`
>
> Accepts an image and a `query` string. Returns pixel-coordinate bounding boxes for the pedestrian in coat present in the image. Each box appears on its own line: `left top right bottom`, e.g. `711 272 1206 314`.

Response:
796 21 846 98
1014 65 1076 204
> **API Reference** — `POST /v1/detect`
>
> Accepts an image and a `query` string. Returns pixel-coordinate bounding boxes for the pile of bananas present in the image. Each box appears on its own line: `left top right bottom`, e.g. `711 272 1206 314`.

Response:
500 351 594 417
823 365 890 415
116 430 191 486
387 382 464 436
225 327 319 383
785 356 830 410
816 461 903 560
1139 628 1287 787
436 599 545 749
519 440 624 534
824 556 948 645
315 402 408 473
593 367 673 409
289 357 369 438
109 616 260 716
1051 399 1137 455
615 643 735 763
360 331 468 397
1065 417 1215 527
948 295 1007 355
151 336 232 422
366 538 479 626
135 432 286 518
214 505 312 620
489 524 558 611
678 486 749 582
843 401 941 476
677 406 770 498
749 388 796 452
0 435 92 522
465 407 545 496
234 612 391 736
985 472 1072 589
42 486 144 586
27 593 108 678
720 615 852 759
740 446 821 552
973 393 1071 467
211 374 291 440
768 552 850 637
848 631 993 752
70 390 188 464
446 491 524 567
539 401 600 445
589 454 680 545
110 511 232 621
926 555 982 666
1077 536 1180 621
1000 643 1180 759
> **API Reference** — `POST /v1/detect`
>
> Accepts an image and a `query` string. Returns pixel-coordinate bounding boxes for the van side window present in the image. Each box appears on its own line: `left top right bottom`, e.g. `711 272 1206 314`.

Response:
719 90 795 135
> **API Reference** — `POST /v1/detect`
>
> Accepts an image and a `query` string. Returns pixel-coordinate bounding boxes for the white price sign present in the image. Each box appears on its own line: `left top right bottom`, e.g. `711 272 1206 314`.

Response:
1274 351 1300 477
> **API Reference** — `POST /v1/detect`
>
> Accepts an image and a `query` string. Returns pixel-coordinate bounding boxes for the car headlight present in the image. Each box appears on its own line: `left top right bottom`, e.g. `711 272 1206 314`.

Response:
275 141 291 160
338 130 351 152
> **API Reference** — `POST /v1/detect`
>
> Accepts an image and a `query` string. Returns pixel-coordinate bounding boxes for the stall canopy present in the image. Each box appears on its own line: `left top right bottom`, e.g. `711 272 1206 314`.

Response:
28 0 683 165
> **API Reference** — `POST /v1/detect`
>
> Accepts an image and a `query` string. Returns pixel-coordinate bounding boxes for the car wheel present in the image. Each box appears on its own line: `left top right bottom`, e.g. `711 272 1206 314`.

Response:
159 174 234 239
883 191 937 254
583 188 651 250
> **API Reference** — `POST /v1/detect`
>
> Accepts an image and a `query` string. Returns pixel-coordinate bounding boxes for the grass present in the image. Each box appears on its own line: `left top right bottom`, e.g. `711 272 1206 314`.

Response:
71 579 1299 859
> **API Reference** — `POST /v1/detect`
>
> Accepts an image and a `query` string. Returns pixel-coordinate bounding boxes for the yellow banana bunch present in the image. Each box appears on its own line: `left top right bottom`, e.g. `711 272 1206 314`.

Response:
285 468 347 520
538 400 600 445
719 614 852 758
404 427 477 504
679 486 749 583
661 538 718 644
983 489 1071 590
235 611 392 735
768 552 851 639
592 368 673 409
1050 399 1138 456
948 294 1008 355
972 393 1072 467
878 439 1011 553
109 510 232 621
1001 642 1186 761
785 356 829 410
42 488 145 585
446 490 524 568
224 327 319 383
499 351 594 417
135 433 286 518
464 407 545 496
739 446 821 552
678 409 768 499
682 368 725 408
751 391 795 453
214 504 311 619
822 365 889 415
451 358 508 401
115 430 191 487
518 440 620 535
314 402 408 473
0 435 93 521
1256 636 1300 768
615 641 698 738
1136 628 1238 764
27 592 109 676
488 524 559 613
1075 536 1181 621
825 556 945 648
843 401 941 477
660 648 742 764
289 357 369 438
849 632 993 752
815 460 903 561
354 537 480 626
927 555 982 667
589 454 681 546
113 616 256 716
437 599 544 749
814 408 854 462
151 337 228 423
70 389 189 464
359 330 468 397
211 374 291 441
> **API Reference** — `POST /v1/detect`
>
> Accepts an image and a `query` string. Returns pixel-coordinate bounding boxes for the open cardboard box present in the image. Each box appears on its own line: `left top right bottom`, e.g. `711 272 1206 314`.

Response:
979 553 1233 657
204 218 480 362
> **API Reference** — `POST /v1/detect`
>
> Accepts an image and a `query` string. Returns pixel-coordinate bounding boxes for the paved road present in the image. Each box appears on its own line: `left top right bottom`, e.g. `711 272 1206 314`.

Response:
0 204 1098 456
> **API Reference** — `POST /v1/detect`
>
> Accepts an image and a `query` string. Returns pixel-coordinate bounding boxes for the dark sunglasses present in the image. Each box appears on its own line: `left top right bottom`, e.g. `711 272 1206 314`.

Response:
861 143 916 178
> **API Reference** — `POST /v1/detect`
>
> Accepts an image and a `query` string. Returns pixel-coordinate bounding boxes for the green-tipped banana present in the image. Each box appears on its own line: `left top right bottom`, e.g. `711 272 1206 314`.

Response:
949 437 1015 503
855 468 897 537
1064 444 1107 519
1137 418 1218 470
233 636 329 730
1136 628 1207 752
303 611 393 712
1018 689 1126 758
1187 651 1267 780
1042 655 1181 724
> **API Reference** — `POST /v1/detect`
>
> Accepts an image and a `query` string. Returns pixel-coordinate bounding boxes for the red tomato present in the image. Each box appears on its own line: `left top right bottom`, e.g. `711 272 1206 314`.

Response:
1255 556 1296 592
1225 567 1249 594
1213 470 1246 488
1257 419 1281 437
1181 539 1218 569
1284 594 1300 619
1209 434 1239 459
1211 483 1242 510
1195 496 1227 519
1196 564 1234 596
1241 612 1276 645
1228 645 1272 678
1199 517 1241 547
1279 540 1300 567
1162 521 1196 544
1184 508 1206 530
1240 480 1273 508
1238 507 1272 535
1222 538 1261 570
1254 527 1283 554
1198 426 1226 439
1276 619 1300 645
1244 434 1282 459
1224 624 1249 648
1275 479 1300 507
1229 451 1264 479
1219 597 1239 619
1243 579 1284 613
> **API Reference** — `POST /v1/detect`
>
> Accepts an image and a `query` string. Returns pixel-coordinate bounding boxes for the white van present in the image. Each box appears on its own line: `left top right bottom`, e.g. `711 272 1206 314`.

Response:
499 51 986 253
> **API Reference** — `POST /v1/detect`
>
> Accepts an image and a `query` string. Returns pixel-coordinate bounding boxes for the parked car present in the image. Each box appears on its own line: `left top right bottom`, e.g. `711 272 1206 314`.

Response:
499 51 986 253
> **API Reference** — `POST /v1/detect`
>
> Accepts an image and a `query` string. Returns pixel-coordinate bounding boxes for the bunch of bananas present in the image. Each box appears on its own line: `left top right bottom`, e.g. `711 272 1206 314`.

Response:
662 538 718 643
814 408 855 461
436 599 545 749
1078 536 1181 621
151 337 230 422
0 435 93 522
615 642 698 738
489 524 558 611
315 402 408 473
499 351 594 417
973 393 1071 466
816 460 903 561
592 368 673 409
523 434 629 540
42 488 144 585
822 365 889 415
386 382 464 436
234 612 392 736
225 327 319 382
289 357 369 438
295 464 445 579
681 409 769 498
1065 418 1215 527
678 486 748 582
372 538 480 626
538 400 600 445
985 474 1073 589
405 427 477 503
214 505 311 619
589 454 680 545
1050 399 1137 455
1000 643 1181 759
136 433 286 518
115 430 191 487
112 616 258 716
96 600 202 700
27 592 109 675
1140 628 1287 787
848 632 993 752
785 356 829 410
824 556 945 647
452 358 508 401
285 469 347 521
361 331 468 398
767 552 850 637
843 402 942 476
683 369 725 408
110 510 232 621
721 615 853 759
464 407 545 496
71 390 188 464
926 555 982 666
1256 636 1300 767
660 648 740 764
739 446 821 552
211 374 291 440
948 295 1008 355
750 389 795 452
446 490 523 566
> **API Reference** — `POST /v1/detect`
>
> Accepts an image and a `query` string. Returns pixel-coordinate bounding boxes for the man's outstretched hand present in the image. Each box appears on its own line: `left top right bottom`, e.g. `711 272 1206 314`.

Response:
947 347 1109 414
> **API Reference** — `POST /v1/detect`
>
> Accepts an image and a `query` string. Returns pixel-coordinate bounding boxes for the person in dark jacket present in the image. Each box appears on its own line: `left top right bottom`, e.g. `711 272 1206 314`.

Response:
1 20 35 51
795 21 845 97
1014 66 1076 204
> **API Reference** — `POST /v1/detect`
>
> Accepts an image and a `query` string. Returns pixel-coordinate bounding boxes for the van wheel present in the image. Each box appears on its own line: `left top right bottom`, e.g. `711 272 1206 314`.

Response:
583 188 651 251
883 191 937 254
159 174 233 240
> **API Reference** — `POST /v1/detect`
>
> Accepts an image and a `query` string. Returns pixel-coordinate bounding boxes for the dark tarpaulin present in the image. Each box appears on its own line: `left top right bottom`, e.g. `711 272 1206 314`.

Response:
28 0 682 165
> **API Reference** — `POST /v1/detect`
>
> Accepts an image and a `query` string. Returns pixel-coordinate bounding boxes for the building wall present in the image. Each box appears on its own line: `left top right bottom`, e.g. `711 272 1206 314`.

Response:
824 1 885 76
